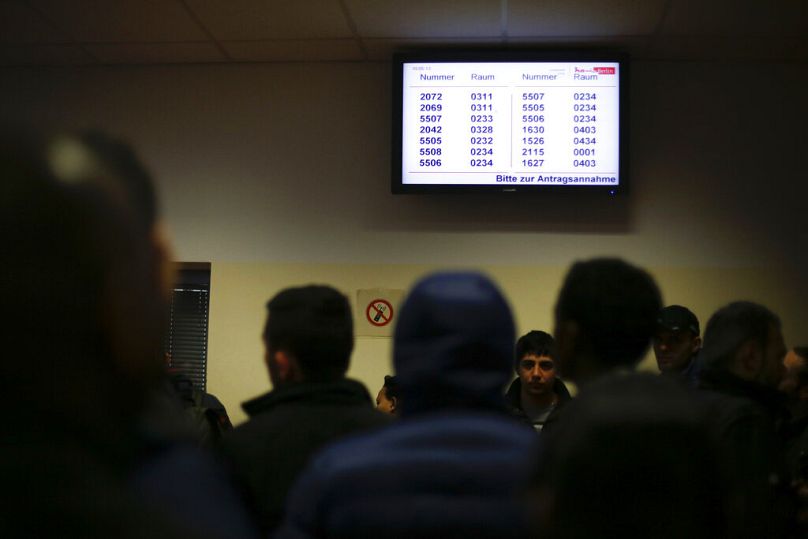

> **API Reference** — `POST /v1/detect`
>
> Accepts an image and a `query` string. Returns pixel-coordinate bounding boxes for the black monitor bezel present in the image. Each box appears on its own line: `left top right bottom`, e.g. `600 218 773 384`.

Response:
391 49 630 196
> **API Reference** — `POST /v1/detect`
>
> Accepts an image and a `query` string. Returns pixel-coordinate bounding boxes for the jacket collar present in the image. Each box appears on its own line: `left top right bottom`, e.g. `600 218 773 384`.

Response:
699 369 787 420
505 377 572 411
242 378 372 417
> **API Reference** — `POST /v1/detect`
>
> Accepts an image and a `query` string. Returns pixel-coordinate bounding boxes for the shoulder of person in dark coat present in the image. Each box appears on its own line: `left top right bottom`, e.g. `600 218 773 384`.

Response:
218 378 392 535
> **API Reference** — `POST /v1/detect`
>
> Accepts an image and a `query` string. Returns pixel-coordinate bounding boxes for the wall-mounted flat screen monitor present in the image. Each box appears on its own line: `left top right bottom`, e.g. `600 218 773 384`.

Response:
392 50 628 194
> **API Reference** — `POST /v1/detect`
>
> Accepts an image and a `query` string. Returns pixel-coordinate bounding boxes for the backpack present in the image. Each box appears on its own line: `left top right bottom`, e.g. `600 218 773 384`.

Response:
169 372 232 447
183 389 222 447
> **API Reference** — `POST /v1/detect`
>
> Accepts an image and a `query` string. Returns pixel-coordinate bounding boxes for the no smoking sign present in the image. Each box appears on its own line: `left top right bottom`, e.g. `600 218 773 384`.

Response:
356 289 403 337
366 299 393 327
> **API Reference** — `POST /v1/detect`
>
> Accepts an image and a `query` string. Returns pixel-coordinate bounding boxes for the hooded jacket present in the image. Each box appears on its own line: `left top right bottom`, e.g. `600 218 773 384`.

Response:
276 272 535 539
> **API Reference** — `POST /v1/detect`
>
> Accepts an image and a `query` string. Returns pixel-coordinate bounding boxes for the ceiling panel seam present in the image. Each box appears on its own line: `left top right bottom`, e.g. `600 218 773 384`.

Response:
22 0 99 63
180 0 232 61
501 0 509 39
337 0 368 61
647 0 675 53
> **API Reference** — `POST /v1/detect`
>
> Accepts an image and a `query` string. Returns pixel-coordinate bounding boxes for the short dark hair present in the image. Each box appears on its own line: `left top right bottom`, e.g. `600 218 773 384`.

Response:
555 258 662 368
383 375 400 400
700 301 781 373
3 131 161 346
77 130 158 230
263 285 353 382
515 330 555 371
2 130 165 412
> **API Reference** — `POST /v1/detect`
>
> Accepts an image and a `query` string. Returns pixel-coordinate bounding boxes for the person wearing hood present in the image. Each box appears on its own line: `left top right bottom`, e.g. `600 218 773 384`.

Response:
505 330 571 432
276 272 536 539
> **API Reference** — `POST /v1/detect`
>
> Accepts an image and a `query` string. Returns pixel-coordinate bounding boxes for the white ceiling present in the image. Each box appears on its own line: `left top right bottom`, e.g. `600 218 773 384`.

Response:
1 0 807 66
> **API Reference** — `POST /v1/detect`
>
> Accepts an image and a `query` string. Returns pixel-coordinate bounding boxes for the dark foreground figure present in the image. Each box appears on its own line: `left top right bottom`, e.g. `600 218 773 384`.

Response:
0 132 255 538
532 373 727 539
276 272 535 539
221 285 391 535
696 301 794 539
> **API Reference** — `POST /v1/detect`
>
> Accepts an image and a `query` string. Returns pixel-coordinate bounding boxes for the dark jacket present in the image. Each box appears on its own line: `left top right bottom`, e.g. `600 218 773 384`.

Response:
220 378 391 535
276 272 536 539
2 429 199 539
532 373 729 539
505 377 571 431
697 369 793 539
677 351 702 388
784 400 808 482
4 387 257 539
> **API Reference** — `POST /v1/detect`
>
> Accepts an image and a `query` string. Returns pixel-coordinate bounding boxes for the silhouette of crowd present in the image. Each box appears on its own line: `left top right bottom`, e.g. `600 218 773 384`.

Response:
2 131 806 538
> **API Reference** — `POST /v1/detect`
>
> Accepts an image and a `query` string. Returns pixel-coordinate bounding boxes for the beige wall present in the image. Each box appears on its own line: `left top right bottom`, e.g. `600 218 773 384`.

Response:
207 262 803 425
1 60 806 424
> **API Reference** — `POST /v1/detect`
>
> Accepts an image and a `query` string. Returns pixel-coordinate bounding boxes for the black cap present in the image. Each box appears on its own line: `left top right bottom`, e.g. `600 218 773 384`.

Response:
657 305 699 336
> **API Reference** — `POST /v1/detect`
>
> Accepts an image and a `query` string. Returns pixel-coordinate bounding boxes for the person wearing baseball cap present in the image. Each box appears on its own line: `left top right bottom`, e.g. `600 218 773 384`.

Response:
653 305 702 385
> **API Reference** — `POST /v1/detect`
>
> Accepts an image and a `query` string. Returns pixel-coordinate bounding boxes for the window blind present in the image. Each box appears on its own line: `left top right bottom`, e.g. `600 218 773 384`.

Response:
165 266 210 391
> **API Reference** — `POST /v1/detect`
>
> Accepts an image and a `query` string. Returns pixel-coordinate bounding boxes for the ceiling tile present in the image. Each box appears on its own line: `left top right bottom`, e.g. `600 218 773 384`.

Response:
345 0 501 38
222 39 363 62
0 1 70 43
364 37 505 60
187 0 353 40
29 0 209 42
507 0 667 37
4 0 805 65
646 35 808 61
85 42 227 64
366 36 649 61
0 43 95 65
661 0 808 37
505 35 650 57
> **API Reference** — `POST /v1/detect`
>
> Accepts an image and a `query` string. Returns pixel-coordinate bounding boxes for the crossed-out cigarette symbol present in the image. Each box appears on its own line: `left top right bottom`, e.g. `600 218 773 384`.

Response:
366 299 394 327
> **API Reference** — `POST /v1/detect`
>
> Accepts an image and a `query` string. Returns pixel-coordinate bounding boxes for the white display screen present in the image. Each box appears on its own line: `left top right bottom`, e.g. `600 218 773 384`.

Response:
397 59 623 192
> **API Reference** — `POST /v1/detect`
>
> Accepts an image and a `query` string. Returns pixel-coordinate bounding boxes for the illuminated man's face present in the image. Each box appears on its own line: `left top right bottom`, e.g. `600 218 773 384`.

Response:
375 387 396 414
757 325 786 389
518 354 557 397
780 349 807 397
